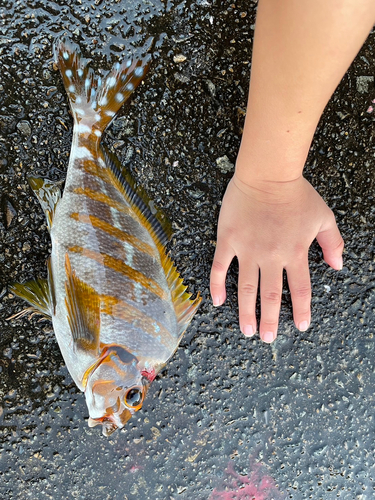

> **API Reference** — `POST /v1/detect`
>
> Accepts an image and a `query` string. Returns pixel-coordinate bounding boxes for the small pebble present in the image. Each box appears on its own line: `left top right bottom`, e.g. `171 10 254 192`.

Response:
22 242 31 252
16 120 32 136
174 72 190 83
6 201 17 227
216 155 234 173
173 54 187 63
356 76 374 94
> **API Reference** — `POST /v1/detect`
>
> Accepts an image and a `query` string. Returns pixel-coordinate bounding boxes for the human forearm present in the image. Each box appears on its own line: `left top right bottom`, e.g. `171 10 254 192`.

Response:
236 0 375 184
210 0 375 343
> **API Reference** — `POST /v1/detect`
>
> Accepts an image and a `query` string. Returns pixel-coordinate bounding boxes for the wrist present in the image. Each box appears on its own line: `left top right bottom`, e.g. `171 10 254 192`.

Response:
232 172 305 205
235 134 310 186
235 110 316 185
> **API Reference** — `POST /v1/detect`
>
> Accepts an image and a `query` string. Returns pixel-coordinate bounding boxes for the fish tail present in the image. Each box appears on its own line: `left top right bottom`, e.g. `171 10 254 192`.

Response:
54 38 150 135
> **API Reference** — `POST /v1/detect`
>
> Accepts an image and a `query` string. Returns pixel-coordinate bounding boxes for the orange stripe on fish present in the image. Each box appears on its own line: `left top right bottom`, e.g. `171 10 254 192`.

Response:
72 187 132 214
91 378 116 396
70 212 156 258
100 295 175 347
81 354 107 389
118 408 133 424
80 159 114 185
68 246 168 301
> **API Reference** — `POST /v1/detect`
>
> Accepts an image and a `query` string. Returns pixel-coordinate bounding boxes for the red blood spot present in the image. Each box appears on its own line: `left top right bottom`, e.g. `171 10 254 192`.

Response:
141 367 156 382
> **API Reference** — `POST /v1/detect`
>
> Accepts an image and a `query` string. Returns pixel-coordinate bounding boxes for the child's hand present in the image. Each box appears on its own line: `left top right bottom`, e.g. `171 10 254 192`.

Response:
210 174 344 343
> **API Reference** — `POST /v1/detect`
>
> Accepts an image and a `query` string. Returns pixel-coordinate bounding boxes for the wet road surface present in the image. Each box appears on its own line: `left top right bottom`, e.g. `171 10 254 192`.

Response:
0 1 374 499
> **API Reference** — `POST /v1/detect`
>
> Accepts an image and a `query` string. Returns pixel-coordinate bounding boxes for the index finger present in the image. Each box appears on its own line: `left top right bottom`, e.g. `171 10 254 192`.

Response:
210 241 235 307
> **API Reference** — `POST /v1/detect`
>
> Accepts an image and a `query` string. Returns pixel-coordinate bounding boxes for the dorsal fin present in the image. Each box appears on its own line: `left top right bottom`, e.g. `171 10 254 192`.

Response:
102 145 172 247
28 177 62 232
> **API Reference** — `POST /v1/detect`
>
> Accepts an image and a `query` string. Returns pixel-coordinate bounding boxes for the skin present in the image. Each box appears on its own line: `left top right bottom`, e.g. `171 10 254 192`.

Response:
210 0 375 343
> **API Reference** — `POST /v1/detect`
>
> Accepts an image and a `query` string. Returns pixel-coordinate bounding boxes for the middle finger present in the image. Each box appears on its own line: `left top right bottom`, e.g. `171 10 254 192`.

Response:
259 265 283 343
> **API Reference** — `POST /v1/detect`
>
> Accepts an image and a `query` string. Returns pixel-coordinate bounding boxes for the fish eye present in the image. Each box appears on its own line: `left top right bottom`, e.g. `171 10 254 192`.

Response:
124 387 143 409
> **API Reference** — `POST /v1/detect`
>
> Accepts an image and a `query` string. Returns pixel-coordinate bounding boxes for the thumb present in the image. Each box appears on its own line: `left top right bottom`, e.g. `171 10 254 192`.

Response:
316 212 344 270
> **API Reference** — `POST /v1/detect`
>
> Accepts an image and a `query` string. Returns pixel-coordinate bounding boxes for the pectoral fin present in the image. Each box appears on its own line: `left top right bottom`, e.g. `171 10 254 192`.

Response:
65 254 101 353
29 177 62 232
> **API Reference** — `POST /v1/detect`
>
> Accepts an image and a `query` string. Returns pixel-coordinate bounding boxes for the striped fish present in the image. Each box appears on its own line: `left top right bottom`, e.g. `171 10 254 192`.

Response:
9 39 201 436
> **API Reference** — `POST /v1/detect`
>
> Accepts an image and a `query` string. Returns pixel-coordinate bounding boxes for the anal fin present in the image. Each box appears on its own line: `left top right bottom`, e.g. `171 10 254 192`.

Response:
8 278 54 321
65 254 101 353
8 257 56 321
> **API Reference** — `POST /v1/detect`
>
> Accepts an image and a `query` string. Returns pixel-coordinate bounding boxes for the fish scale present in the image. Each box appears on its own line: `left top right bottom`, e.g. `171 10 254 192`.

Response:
9 38 201 437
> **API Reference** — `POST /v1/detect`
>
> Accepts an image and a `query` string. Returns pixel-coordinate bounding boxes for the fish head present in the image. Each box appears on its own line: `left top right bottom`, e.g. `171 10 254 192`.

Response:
84 347 150 436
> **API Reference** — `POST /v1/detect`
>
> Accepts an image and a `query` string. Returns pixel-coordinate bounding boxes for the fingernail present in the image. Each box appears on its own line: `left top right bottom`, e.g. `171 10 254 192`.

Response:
212 296 221 307
262 331 275 343
243 325 254 337
334 256 343 270
298 320 309 331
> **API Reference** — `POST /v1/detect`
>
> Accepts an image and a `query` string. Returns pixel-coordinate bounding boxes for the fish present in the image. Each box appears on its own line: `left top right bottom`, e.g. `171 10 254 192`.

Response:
8 38 201 437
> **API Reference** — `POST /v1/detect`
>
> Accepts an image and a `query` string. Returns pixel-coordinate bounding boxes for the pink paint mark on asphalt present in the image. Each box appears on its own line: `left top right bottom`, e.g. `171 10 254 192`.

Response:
129 465 144 473
209 458 284 500
367 106 374 113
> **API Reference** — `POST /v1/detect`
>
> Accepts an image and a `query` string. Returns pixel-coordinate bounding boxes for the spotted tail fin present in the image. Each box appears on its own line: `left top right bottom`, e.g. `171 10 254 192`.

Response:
53 38 150 134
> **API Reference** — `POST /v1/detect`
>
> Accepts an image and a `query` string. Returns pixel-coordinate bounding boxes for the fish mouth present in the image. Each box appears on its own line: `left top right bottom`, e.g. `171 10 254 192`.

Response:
88 408 133 436
88 418 118 437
